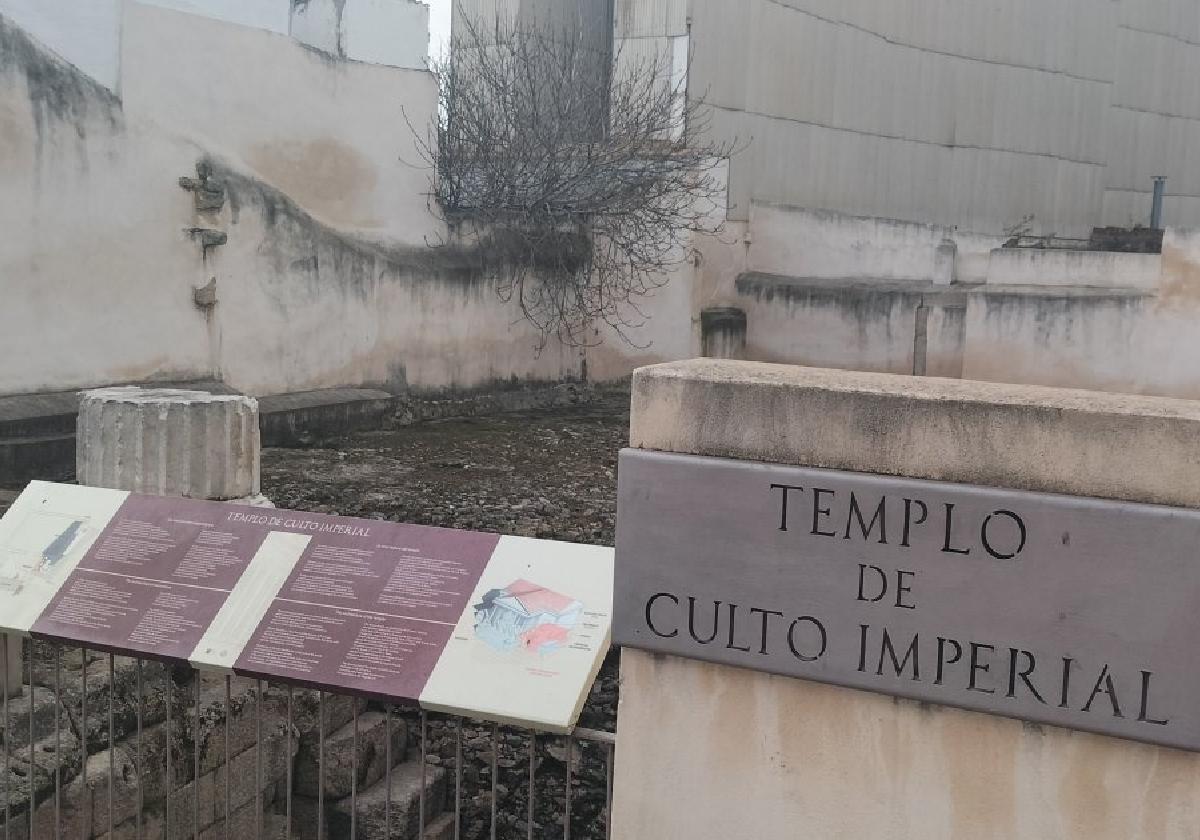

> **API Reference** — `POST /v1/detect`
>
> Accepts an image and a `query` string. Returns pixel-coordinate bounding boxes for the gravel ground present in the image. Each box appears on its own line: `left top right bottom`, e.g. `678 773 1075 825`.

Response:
261 391 629 840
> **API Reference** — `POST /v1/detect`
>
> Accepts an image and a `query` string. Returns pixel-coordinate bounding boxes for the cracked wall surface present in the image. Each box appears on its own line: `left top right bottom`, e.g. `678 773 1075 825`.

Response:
619 0 1200 236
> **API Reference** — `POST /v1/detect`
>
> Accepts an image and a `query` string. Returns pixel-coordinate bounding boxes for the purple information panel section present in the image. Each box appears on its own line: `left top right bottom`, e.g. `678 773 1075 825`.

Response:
234 524 498 701
2 483 613 731
31 494 270 660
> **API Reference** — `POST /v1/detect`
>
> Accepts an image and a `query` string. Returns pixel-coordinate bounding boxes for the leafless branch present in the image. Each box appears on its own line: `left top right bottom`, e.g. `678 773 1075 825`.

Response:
415 14 734 349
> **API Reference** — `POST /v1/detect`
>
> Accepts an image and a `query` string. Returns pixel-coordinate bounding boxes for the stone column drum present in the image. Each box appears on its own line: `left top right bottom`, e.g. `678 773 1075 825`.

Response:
76 387 263 501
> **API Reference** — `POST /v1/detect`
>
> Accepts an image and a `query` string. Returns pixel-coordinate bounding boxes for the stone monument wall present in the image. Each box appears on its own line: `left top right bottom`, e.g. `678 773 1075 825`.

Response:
612 359 1200 839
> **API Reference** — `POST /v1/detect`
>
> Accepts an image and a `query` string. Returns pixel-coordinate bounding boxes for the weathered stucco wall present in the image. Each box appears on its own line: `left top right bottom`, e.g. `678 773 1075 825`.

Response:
679 201 1200 399
961 228 1200 399
614 359 1200 839
0 3 579 398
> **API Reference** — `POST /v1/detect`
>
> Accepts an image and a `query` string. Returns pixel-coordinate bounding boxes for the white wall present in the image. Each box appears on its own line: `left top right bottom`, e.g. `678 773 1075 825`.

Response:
120 1 439 245
986 249 1162 291
0 1 577 397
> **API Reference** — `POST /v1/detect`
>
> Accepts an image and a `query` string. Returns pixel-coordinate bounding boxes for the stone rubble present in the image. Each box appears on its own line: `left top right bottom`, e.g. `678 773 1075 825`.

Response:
0 390 628 840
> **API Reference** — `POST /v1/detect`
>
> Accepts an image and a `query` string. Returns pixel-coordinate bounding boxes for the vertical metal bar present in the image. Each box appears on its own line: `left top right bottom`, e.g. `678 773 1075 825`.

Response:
454 718 463 840
165 668 172 840
418 712 427 839
108 654 115 840
317 692 324 840
55 648 62 840
383 707 391 840
27 643 34 840
136 660 144 840
489 723 498 840
255 680 262 840
286 686 293 840
224 676 231 840
350 703 358 840
3 633 9 840
605 742 614 840
193 675 200 840
563 735 573 840
526 732 535 840
80 648 88 840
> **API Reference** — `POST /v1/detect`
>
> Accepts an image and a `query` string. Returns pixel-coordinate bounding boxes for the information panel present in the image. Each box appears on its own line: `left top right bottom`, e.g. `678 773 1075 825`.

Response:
0 482 613 733
615 448 1200 752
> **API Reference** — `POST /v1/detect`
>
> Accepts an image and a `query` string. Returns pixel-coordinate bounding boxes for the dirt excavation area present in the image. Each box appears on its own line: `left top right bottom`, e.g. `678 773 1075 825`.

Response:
261 390 629 840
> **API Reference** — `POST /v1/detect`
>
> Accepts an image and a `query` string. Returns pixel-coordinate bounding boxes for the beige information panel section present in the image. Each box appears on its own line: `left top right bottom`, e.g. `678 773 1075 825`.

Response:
0 481 129 633
420 535 614 733
189 530 312 672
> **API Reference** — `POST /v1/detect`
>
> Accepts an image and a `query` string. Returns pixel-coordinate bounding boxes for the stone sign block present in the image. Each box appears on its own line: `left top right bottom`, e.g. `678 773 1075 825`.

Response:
615 448 1200 751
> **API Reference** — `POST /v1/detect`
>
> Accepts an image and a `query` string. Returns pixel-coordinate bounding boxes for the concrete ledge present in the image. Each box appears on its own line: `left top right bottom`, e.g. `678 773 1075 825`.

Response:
986 247 1161 290
258 388 395 446
630 359 1200 508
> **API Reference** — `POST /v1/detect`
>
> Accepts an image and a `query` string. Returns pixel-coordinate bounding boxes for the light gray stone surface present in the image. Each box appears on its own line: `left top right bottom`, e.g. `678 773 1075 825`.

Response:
631 359 1200 508
77 387 260 500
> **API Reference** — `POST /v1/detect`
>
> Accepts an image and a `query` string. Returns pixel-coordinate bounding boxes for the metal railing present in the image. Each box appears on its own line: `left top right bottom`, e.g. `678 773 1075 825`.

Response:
0 638 615 840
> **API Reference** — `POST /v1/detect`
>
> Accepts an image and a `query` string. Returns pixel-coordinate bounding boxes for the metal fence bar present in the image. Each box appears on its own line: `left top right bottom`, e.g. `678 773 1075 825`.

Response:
164 665 172 840
563 734 573 840
418 711 427 839
255 679 263 840
3 633 8 840
350 702 358 840
455 718 463 840
80 648 87 840
604 741 614 840
27 645 33 840
0 641 617 840
286 685 293 840
136 659 143 840
526 731 535 840
55 648 62 839
225 675 231 840
194 676 201 840
384 706 392 840
489 722 498 840
108 653 116 840
317 692 324 840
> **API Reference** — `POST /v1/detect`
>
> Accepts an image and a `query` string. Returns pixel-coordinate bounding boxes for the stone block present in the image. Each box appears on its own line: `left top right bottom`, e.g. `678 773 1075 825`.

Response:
616 359 1200 840
327 758 447 840
76 387 260 500
294 711 407 799
630 358 1200 507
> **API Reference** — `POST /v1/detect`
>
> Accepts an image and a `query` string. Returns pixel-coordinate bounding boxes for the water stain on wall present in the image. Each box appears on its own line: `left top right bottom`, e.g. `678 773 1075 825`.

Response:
248 136 379 228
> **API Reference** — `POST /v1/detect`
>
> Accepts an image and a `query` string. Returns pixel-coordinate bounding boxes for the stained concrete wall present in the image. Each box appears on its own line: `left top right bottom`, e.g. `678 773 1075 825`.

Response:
960 227 1200 399
616 0 1200 236
0 2 578 398
664 200 1200 400
613 359 1200 839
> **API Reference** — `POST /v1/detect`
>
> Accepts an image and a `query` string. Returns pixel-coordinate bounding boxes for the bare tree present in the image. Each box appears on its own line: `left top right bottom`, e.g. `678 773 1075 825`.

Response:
416 14 734 349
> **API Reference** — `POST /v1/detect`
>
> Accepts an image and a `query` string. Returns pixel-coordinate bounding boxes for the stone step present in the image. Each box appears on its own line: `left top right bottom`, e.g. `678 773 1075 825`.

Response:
294 710 408 799
0 434 75 488
0 379 235 488
0 390 82 439
325 757 448 840
258 388 394 447
422 812 456 840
